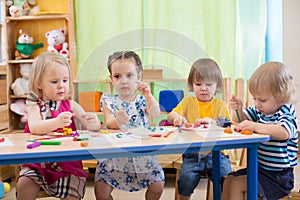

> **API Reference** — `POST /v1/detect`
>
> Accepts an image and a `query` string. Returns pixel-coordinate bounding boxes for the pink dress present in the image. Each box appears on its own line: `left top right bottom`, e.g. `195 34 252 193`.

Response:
23 100 88 184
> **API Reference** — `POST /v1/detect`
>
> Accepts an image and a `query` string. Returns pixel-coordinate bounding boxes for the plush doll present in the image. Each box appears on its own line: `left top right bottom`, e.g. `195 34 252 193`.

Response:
11 63 31 96
10 99 27 123
6 0 40 17
15 29 43 60
45 28 69 58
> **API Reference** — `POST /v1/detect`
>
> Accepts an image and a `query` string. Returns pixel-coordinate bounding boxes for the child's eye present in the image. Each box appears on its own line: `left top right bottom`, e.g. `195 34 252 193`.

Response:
51 80 58 84
127 73 134 78
63 79 69 83
113 75 120 79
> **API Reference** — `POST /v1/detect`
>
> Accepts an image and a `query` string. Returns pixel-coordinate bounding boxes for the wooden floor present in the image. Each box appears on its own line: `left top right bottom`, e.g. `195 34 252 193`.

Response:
3 159 300 200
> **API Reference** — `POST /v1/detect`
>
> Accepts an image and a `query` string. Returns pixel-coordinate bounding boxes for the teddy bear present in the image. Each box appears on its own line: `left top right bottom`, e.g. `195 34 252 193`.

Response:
6 0 40 17
10 99 27 123
11 63 31 96
15 29 43 60
45 28 69 58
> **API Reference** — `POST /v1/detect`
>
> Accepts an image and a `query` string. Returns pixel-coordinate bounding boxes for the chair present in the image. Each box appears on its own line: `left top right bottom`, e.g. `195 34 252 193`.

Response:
280 189 300 200
159 90 184 113
14 165 50 198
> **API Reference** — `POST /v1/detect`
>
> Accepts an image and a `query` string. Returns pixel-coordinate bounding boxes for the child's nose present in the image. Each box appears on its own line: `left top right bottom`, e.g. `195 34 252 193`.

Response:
120 76 128 83
200 85 207 90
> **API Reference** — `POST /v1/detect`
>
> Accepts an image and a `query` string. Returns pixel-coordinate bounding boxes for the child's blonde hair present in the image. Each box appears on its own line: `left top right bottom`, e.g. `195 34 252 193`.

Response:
187 58 224 94
29 52 73 99
249 61 295 104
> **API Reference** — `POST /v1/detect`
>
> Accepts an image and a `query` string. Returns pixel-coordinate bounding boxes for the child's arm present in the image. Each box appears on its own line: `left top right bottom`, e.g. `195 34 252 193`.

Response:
71 100 101 131
102 102 129 129
229 95 247 122
136 81 160 118
26 104 72 135
167 111 187 126
236 121 289 140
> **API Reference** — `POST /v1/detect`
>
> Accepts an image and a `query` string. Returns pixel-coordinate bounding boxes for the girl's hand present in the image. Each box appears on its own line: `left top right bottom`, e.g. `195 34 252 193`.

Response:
81 112 100 130
229 95 243 110
115 108 130 126
56 111 73 128
173 115 187 126
81 112 98 124
136 81 151 96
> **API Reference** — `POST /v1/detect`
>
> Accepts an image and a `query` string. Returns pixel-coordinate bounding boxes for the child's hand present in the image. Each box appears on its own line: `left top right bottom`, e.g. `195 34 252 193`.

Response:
173 115 187 126
81 112 100 131
56 111 73 128
236 120 256 132
195 117 214 124
136 81 151 96
229 95 243 110
81 112 98 124
115 108 130 126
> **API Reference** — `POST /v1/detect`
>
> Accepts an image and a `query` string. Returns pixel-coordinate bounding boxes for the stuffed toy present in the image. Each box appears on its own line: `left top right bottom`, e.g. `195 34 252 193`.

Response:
6 0 40 17
45 28 69 58
10 99 27 123
15 29 43 60
11 63 31 96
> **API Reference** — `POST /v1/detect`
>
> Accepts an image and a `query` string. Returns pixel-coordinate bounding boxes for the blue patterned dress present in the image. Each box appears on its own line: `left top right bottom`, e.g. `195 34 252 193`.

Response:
95 93 165 192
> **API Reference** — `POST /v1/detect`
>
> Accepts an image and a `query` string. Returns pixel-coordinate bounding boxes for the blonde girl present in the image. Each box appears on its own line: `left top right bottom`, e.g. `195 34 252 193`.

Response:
16 52 100 200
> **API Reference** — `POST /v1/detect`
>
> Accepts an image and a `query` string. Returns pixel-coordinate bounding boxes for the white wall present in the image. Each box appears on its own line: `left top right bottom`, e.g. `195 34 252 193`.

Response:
283 0 300 120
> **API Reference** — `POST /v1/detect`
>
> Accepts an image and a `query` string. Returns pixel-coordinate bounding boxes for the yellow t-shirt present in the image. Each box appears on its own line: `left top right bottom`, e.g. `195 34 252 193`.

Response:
172 96 231 123
172 96 231 155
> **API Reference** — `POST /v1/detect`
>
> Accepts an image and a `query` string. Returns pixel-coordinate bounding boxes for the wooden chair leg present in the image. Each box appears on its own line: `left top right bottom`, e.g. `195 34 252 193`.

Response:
173 161 182 200
174 166 180 200
206 179 213 200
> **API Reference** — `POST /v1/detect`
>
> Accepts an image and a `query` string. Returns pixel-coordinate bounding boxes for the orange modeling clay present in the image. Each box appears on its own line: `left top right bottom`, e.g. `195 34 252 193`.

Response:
80 141 88 147
224 128 233 134
240 130 253 135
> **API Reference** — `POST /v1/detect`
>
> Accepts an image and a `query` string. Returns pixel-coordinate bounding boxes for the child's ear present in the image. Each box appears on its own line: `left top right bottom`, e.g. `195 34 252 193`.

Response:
137 72 143 81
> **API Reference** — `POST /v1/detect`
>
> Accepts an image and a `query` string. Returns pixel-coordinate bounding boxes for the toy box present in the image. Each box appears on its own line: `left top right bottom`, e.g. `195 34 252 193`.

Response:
143 69 163 80
0 79 6 104
0 105 8 131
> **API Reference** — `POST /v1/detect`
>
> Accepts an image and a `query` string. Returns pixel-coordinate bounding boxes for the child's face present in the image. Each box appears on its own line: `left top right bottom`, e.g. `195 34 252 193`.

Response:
38 63 70 101
252 93 282 115
110 58 141 100
193 79 217 102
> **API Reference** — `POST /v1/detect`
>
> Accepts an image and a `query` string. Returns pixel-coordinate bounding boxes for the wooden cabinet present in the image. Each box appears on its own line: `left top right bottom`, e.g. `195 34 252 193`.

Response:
2 0 77 132
0 0 8 133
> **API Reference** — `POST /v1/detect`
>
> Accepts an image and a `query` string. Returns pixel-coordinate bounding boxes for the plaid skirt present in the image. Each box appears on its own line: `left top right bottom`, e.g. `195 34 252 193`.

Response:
18 167 87 198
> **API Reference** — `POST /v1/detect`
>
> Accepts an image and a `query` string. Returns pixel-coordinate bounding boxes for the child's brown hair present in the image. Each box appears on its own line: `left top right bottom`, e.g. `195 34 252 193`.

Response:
107 51 143 74
187 58 224 94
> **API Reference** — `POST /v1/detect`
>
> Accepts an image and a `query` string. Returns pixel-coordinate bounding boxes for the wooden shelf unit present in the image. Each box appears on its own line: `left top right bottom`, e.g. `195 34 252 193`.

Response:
2 0 77 132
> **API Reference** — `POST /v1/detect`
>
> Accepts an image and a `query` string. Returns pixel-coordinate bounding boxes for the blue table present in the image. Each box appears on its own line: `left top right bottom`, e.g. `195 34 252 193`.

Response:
0 130 269 200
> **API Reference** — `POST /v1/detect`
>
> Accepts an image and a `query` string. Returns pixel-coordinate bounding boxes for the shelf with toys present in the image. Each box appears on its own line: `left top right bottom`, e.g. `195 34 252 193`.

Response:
2 0 77 132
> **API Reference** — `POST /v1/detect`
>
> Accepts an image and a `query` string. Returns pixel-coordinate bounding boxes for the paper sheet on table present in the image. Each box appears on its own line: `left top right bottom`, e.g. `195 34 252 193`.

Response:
0 137 14 147
196 130 257 138
90 126 178 145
